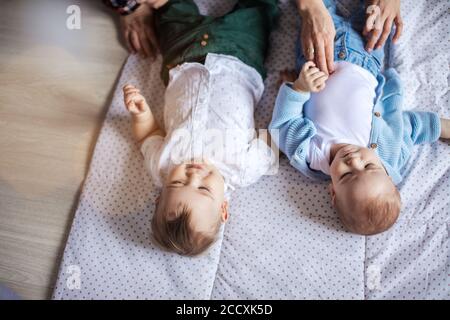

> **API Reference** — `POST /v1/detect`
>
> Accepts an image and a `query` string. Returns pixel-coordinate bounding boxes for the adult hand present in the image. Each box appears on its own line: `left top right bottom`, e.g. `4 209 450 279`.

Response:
120 3 159 59
137 0 168 9
298 0 336 75
363 0 403 51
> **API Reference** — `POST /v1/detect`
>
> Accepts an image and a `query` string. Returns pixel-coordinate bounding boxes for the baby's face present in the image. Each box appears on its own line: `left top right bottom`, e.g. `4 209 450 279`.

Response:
161 162 228 233
329 144 393 207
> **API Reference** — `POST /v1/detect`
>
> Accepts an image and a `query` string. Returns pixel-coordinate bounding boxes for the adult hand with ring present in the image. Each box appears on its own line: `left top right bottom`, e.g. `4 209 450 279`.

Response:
119 3 160 60
297 0 336 75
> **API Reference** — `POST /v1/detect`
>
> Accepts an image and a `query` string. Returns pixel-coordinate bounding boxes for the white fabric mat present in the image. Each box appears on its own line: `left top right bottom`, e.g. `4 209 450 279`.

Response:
53 0 449 299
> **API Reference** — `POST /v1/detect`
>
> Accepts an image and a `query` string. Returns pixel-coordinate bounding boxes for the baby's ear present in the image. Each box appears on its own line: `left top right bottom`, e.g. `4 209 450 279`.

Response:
221 201 229 222
328 184 336 207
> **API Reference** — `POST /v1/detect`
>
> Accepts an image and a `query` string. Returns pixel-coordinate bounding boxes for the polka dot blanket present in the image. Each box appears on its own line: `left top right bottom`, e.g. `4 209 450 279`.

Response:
53 0 449 299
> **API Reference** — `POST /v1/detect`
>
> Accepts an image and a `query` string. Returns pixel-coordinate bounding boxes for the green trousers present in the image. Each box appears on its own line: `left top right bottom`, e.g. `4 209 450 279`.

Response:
154 0 279 85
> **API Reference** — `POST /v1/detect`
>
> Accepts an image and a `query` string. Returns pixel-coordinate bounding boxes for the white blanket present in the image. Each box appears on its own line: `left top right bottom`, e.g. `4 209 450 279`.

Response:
53 0 449 299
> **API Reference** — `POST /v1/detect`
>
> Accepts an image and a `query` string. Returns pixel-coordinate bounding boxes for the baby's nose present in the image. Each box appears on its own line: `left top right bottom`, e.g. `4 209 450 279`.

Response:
346 155 363 167
186 172 202 183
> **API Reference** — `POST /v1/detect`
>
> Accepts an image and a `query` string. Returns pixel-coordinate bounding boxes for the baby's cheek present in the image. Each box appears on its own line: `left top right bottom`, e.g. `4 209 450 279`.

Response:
328 164 340 181
212 181 226 199
167 165 185 181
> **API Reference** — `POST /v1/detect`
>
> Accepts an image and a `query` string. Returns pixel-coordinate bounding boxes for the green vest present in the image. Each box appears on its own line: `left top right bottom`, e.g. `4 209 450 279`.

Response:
155 0 279 85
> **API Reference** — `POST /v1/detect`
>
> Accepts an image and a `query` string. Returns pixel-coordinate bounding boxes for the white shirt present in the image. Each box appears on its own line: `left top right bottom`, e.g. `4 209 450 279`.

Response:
304 61 378 174
141 53 275 196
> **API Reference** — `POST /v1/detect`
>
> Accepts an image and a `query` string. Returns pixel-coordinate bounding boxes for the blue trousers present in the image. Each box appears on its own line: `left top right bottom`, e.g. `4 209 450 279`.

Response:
296 0 387 78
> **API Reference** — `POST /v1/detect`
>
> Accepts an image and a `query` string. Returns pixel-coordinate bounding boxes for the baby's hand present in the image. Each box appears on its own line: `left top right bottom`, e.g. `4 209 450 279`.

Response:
123 84 150 116
293 61 328 93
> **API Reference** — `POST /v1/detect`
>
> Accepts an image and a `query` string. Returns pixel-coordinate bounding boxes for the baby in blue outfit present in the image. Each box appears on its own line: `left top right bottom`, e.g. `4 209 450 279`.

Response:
269 0 450 235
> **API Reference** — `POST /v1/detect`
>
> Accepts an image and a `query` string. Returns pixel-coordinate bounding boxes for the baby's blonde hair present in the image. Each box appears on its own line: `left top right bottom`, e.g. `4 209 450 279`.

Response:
336 189 401 235
151 201 221 256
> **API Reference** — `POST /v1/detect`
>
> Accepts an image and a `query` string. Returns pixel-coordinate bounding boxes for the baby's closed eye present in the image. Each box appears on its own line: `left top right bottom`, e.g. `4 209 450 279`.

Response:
340 172 352 180
170 180 185 186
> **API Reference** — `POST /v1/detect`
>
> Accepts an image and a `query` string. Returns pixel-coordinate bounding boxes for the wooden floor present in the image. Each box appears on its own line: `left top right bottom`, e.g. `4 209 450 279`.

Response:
0 0 129 299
